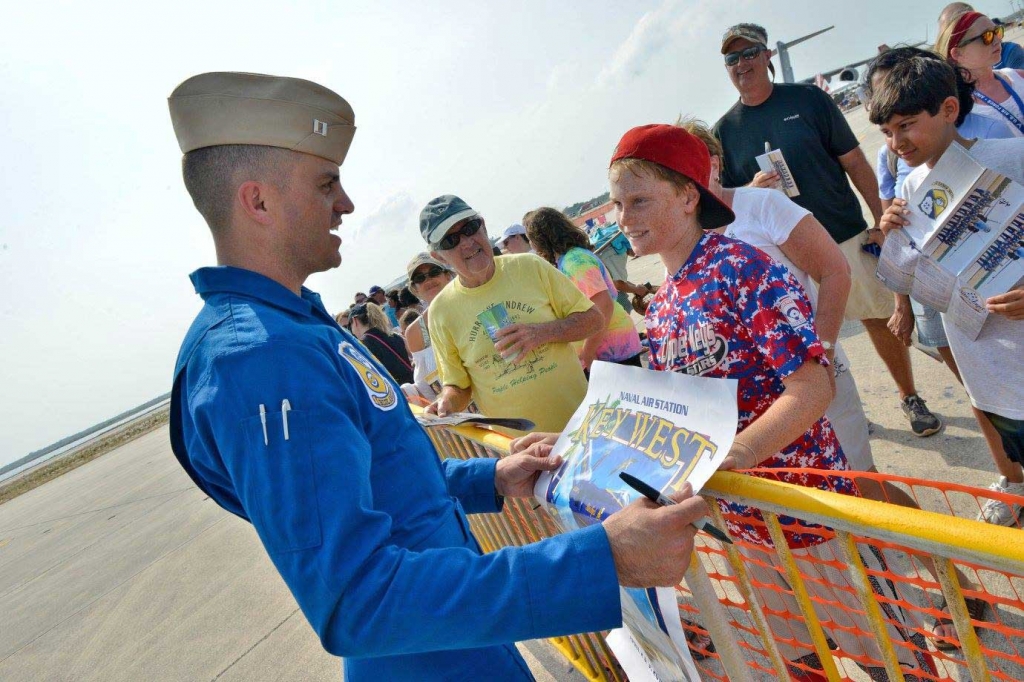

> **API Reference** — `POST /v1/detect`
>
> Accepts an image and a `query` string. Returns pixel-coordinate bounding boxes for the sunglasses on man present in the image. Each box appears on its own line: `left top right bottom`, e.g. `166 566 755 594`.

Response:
724 45 767 67
411 265 447 285
959 25 1003 48
435 217 484 251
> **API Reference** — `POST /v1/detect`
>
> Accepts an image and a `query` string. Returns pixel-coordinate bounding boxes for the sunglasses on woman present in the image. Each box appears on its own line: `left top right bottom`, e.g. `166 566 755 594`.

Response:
724 45 766 67
411 265 447 285
960 25 1003 48
435 217 483 251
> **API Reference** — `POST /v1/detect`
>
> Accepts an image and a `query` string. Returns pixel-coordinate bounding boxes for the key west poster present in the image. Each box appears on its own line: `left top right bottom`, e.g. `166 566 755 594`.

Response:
535 362 738 682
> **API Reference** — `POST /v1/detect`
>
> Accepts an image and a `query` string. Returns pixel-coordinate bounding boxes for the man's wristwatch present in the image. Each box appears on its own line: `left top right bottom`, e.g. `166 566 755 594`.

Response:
821 340 834 351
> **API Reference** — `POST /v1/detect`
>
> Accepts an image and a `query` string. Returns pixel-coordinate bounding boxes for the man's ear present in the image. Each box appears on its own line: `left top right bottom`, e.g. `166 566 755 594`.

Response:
236 180 273 225
430 250 446 263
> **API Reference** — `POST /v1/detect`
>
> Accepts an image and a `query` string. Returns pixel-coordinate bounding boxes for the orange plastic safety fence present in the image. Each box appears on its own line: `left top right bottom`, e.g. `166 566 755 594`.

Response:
684 468 1024 681
425 422 1024 682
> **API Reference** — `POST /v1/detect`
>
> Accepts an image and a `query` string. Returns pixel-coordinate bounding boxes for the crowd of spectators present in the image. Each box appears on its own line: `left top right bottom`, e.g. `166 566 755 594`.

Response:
168 6 1024 679
324 7 1023 672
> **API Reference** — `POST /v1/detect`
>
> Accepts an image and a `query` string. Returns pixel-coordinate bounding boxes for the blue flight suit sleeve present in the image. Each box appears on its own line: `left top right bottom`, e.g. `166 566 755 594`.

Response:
190 339 621 659
442 458 502 514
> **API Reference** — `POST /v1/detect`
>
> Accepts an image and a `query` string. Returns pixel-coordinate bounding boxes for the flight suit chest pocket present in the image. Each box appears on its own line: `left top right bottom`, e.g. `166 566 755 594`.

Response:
241 409 323 554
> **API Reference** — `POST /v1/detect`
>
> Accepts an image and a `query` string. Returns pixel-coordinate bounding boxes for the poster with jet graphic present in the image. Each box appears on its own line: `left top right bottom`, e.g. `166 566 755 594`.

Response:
875 143 1024 337
534 361 738 682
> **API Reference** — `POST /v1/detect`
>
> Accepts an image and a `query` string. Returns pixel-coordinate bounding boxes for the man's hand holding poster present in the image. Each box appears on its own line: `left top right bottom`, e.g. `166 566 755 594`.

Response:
534 362 738 682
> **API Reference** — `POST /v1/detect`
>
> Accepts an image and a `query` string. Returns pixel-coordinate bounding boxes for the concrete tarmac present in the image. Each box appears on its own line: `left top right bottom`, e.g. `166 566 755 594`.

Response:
0 426 587 681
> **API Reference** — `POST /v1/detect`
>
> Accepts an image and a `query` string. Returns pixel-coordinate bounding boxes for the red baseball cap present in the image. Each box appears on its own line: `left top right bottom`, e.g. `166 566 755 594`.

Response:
610 124 735 230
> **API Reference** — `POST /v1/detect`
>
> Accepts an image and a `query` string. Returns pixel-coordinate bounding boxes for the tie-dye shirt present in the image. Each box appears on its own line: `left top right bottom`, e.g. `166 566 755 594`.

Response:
644 232 852 548
557 247 643 363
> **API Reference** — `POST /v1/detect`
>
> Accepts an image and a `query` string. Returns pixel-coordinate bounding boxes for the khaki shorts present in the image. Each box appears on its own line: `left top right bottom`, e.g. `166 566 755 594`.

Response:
838 231 895 321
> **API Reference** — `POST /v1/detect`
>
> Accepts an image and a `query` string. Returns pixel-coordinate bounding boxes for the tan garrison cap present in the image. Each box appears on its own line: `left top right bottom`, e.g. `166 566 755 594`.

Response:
168 72 356 166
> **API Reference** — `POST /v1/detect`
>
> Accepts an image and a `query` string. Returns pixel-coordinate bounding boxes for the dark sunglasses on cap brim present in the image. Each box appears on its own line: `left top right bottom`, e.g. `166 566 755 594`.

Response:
724 45 767 66
410 265 447 285
960 25 1003 48
435 217 484 251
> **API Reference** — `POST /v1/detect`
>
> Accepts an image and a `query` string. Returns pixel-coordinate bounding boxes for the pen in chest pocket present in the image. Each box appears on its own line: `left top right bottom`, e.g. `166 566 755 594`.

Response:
259 404 269 445
258 401 292 445
281 399 292 441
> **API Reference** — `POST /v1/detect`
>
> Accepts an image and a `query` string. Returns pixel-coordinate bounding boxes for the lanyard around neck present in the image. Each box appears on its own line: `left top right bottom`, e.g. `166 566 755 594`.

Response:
974 74 1024 134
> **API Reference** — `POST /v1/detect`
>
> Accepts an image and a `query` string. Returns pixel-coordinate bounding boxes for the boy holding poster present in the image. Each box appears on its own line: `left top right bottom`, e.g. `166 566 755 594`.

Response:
607 124 935 680
874 56 1024 547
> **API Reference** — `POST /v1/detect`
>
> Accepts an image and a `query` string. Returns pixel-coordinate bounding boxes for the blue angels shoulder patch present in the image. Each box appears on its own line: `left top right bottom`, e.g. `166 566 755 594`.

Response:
338 341 398 411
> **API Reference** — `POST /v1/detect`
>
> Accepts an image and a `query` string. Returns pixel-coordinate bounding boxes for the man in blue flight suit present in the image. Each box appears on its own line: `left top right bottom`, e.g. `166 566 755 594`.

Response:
166 72 708 681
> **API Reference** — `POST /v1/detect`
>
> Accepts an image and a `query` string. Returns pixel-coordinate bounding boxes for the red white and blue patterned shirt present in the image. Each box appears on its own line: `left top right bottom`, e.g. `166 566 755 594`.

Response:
645 232 853 548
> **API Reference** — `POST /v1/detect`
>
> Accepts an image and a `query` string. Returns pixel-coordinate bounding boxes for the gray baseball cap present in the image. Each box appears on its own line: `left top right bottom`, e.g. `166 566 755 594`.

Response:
420 195 480 247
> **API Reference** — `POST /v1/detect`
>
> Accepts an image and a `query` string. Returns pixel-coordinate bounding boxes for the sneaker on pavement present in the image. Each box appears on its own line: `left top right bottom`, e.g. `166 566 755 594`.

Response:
901 395 941 437
977 476 1024 526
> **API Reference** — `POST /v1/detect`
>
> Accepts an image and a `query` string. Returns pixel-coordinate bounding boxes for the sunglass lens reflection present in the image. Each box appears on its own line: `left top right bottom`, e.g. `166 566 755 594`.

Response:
438 219 482 250
725 46 761 66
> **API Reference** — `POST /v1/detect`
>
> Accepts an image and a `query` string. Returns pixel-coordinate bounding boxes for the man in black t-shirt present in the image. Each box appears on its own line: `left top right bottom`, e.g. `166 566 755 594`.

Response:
713 23 941 438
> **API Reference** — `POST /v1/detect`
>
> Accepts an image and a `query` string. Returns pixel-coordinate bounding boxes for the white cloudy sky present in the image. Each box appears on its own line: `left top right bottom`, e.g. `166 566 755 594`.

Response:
0 0 1008 464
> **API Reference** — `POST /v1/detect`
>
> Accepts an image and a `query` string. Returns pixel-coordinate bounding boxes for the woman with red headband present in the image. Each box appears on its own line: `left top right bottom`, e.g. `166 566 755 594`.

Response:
936 10 1024 137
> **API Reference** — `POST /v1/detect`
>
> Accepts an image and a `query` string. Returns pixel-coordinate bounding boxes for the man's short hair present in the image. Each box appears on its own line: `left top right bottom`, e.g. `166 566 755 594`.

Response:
181 144 289 231
868 56 959 126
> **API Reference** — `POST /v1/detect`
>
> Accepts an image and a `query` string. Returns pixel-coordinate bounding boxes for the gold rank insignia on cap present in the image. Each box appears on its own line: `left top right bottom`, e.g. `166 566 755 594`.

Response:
168 72 356 166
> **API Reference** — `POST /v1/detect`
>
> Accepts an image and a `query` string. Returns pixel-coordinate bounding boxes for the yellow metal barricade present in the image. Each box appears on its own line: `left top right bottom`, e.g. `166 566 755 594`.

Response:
424 420 1024 682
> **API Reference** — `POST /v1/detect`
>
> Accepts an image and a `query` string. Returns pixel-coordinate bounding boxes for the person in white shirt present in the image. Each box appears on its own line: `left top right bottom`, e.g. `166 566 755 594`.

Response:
681 117 874 469
875 54 1024 648
498 223 533 255
401 253 455 404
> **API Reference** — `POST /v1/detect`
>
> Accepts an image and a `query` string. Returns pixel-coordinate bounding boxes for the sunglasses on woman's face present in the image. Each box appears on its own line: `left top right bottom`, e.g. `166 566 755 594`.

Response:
435 217 483 251
724 45 766 67
960 25 1003 48
411 265 446 285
